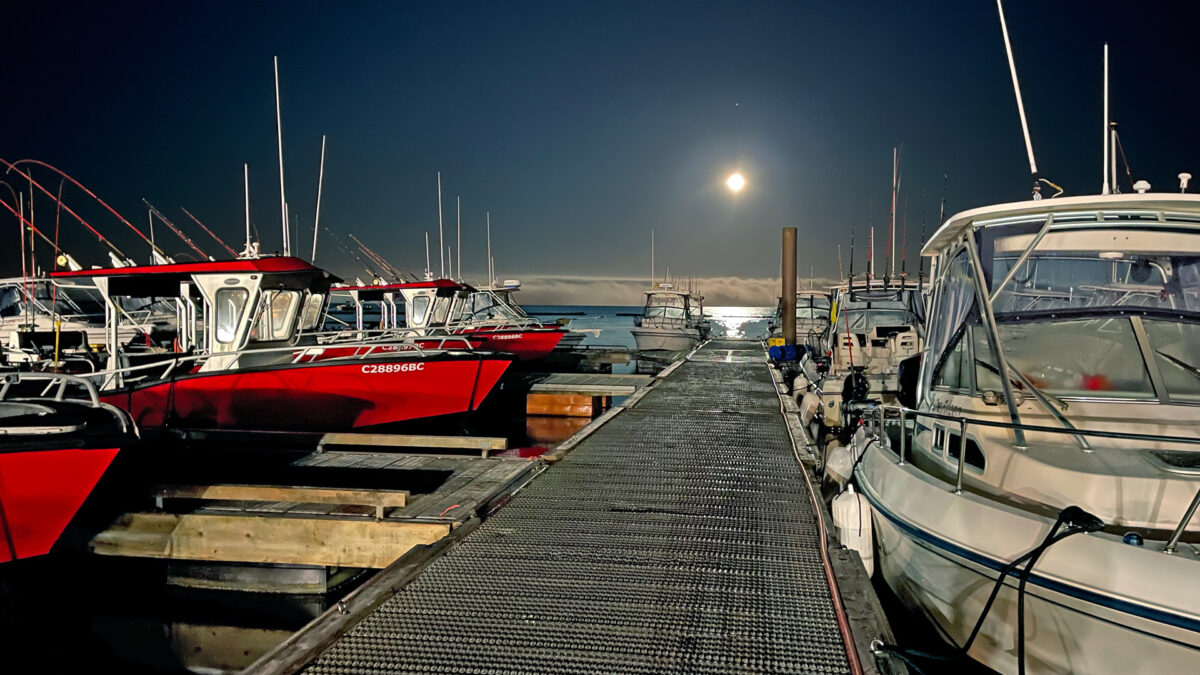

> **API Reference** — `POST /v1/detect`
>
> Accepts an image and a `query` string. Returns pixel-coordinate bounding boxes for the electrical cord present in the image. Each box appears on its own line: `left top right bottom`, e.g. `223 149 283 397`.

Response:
870 505 1104 674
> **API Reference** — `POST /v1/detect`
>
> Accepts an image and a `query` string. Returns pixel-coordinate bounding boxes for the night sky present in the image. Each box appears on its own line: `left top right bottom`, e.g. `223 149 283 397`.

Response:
3 1 1198 304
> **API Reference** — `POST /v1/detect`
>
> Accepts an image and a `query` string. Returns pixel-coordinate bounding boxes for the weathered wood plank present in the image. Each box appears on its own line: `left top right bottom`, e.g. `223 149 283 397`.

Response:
155 484 409 510
91 512 450 568
318 432 506 451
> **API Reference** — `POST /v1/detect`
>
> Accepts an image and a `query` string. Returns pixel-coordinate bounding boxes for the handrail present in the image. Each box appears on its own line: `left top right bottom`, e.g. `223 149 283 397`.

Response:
875 403 1200 545
0 371 102 406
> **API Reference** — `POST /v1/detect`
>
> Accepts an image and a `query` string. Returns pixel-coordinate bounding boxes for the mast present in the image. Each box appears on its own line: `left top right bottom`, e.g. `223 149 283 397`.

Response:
889 146 898 279
456 196 461 281
651 229 655 286
312 134 326 261
273 56 290 255
424 232 431 278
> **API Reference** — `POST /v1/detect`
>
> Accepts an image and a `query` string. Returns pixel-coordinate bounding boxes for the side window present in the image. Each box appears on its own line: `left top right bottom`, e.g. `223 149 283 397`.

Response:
933 330 969 390
299 293 325 331
252 290 301 342
409 295 431 325
430 296 452 325
947 431 986 472
215 288 249 344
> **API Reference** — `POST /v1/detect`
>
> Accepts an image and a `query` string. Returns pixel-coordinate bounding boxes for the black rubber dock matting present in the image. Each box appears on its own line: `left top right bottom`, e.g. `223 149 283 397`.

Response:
304 340 850 674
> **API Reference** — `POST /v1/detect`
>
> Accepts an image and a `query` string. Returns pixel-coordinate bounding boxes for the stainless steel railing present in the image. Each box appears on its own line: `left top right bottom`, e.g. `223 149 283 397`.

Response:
873 404 1200 549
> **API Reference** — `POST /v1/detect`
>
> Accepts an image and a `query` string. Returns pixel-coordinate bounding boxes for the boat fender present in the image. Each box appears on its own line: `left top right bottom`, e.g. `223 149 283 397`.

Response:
824 442 854 490
799 391 821 426
831 485 875 576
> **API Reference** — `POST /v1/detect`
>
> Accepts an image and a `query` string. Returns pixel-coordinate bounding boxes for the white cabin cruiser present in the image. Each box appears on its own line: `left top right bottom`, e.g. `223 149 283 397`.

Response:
769 290 832 348
853 194 1200 674
796 278 924 451
630 285 709 353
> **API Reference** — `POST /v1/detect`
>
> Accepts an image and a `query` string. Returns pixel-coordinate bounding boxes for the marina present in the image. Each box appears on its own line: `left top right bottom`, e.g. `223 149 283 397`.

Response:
3 2 1199 674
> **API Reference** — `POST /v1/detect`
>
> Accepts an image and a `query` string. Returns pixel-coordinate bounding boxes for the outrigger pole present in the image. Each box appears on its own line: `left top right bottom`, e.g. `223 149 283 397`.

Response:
273 56 290 256
437 172 444 278
312 134 326 262
996 0 1040 196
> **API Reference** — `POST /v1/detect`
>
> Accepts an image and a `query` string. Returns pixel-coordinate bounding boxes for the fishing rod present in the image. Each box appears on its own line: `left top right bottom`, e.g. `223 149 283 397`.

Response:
180 207 238 257
919 191 929 286
324 227 377 281
0 194 77 263
900 193 909 280
347 232 405 282
143 199 209 260
1 158 136 261
11 158 161 255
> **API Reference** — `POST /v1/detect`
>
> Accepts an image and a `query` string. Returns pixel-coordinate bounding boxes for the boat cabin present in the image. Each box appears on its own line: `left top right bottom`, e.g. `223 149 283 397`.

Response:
51 257 336 383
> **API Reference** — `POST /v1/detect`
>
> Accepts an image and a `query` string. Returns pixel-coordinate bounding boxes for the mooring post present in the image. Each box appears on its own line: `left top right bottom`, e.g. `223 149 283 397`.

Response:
782 227 797 346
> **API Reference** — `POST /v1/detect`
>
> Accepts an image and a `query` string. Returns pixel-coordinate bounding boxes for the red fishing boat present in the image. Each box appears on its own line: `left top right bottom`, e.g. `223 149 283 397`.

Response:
0 372 135 562
51 258 511 432
339 279 566 360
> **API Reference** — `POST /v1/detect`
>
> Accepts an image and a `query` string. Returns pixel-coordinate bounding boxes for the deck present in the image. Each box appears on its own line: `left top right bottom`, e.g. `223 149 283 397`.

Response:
247 339 885 674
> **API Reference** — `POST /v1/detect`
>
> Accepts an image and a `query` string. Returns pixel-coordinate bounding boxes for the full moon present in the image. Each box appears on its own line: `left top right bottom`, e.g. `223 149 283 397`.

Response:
726 172 745 192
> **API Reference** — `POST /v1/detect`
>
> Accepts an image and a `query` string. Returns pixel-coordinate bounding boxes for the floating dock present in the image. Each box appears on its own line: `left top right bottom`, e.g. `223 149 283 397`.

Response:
247 339 895 674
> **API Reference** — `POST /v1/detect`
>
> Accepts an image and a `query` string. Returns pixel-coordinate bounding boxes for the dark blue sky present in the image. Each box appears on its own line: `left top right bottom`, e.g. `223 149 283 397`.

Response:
3 1 1198 296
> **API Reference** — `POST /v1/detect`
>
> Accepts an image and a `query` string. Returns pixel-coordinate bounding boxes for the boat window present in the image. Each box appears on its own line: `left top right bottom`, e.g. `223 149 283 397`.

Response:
252 290 301 342
998 317 1155 399
933 331 971 391
215 288 249 344
973 325 1004 392
430 296 452 325
409 295 431 325
299 293 325 331
992 246 1200 317
1142 319 1200 402
946 432 986 472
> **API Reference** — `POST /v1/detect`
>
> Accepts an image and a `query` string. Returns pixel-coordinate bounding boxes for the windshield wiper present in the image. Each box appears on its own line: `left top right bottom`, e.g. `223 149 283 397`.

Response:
975 359 1090 450
1157 351 1200 384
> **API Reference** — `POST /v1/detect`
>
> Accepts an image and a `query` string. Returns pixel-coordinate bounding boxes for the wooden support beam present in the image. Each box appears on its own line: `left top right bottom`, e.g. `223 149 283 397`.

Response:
91 512 450 569
318 432 506 456
526 393 607 417
154 484 409 519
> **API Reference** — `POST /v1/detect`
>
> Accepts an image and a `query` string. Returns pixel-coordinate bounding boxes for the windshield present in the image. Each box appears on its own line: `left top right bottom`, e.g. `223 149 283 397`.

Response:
840 308 916 334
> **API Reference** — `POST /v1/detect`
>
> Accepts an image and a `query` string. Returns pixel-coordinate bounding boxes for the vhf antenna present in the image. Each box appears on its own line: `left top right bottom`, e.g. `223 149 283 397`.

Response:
996 0 1040 199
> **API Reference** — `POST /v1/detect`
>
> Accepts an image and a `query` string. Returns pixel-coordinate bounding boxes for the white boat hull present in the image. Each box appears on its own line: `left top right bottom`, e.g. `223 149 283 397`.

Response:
630 327 700 353
858 447 1200 674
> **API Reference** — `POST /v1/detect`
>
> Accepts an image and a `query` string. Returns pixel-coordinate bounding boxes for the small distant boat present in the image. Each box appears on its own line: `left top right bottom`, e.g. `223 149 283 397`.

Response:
0 372 136 563
630 284 709 353
768 289 832 348
335 278 568 361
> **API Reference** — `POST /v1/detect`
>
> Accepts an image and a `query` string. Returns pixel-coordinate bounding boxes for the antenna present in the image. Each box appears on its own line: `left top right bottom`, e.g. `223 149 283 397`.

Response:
436 172 444 278
456 196 461 282
1102 43 1110 195
486 211 493 285
650 228 655 286
273 56 290 255
1110 122 1119 194
837 244 844 280
901 193 909 277
424 232 431 278
243 163 252 255
848 196 856 280
996 0 1039 189
312 134 326 261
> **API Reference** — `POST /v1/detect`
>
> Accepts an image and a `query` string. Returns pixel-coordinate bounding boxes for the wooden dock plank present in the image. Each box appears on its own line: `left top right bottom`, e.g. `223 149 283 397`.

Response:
318 433 506 452
91 512 450 569
155 484 409 509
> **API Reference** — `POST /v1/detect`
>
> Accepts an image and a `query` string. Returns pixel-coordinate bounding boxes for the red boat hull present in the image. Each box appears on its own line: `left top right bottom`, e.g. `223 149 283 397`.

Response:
0 447 119 562
433 328 566 360
102 357 510 431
